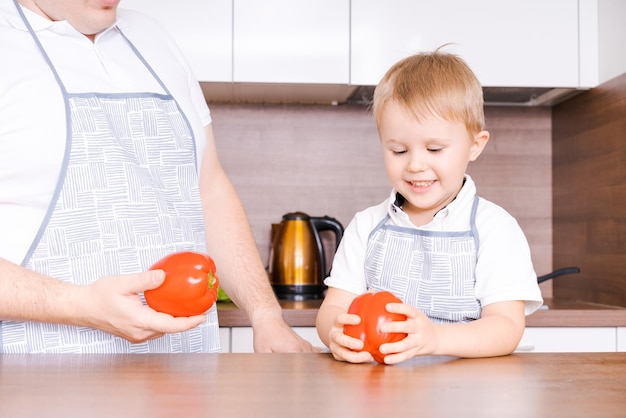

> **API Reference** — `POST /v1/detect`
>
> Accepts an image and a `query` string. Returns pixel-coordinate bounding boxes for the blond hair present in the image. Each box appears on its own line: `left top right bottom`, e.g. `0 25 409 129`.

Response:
372 48 485 135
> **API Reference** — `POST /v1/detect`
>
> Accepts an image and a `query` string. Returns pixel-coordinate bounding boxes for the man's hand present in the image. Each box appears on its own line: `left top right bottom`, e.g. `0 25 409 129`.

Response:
78 270 206 343
252 311 320 353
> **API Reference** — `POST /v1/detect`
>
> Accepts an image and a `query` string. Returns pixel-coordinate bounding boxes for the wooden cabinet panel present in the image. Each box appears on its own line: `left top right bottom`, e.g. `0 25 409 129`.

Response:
552 73 626 307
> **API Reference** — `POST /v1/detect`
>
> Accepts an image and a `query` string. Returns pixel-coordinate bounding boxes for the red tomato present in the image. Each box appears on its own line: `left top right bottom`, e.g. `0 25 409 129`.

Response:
344 291 407 363
144 251 219 317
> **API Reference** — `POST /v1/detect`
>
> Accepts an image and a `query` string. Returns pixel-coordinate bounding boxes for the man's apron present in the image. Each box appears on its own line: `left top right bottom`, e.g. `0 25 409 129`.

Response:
1 1 220 353
365 196 482 324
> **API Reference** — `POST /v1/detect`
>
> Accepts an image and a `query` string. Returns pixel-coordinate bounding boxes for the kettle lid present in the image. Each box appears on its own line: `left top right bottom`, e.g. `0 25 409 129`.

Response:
282 212 310 221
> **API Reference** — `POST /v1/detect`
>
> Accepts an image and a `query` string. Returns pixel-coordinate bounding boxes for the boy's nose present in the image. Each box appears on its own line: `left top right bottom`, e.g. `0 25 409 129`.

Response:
407 153 428 172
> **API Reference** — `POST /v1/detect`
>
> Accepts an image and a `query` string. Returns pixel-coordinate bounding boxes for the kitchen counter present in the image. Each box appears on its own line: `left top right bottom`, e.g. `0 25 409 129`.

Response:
217 299 323 327
217 297 626 327
2 352 625 417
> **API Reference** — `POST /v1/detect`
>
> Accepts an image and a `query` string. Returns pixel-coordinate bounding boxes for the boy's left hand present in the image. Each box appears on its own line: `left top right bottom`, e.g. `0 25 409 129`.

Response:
375 302 439 364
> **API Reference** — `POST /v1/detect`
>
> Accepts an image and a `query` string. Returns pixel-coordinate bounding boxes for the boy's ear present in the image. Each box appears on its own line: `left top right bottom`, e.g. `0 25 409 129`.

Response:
469 130 490 161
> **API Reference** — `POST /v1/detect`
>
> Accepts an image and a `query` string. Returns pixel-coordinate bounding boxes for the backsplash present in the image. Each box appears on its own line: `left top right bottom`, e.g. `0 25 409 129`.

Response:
552 73 626 307
209 103 553 296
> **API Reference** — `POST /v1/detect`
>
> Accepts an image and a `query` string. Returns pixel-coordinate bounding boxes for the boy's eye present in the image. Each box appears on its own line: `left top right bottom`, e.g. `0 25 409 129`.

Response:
392 149 407 155
427 147 443 153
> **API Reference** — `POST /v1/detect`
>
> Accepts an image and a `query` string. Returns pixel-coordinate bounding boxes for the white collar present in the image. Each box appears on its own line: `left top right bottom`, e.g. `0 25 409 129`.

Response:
387 174 477 227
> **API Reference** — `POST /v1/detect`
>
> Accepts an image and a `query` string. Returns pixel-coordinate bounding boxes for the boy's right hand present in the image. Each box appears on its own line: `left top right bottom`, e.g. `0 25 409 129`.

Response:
327 312 375 363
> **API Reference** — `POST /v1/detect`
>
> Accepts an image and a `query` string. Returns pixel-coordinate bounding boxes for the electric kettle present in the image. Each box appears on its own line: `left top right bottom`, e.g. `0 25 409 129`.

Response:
269 212 344 300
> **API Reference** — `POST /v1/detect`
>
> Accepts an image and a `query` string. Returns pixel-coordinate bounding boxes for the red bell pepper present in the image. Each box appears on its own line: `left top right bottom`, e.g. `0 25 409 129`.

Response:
144 251 219 317
344 291 407 363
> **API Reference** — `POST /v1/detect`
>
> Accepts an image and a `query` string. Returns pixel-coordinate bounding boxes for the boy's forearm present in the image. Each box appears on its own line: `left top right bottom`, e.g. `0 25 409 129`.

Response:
433 312 525 358
316 302 346 347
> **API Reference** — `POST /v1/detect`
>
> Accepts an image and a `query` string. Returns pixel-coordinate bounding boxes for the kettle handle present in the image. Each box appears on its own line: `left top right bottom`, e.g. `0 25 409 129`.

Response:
310 216 344 250
310 216 344 278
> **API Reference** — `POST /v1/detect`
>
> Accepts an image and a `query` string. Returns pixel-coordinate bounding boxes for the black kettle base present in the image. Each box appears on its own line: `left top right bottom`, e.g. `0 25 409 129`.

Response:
272 284 326 301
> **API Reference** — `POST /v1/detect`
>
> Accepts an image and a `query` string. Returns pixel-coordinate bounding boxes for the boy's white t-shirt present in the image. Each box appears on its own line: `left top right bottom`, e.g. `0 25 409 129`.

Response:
325 175 544 316
0 4 211 264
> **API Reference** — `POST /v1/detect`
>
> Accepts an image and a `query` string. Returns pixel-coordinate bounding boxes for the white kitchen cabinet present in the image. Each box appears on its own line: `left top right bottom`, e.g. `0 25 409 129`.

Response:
351 0 584 88
226 326 620 353
121 0 233 82
219 327 231 353
233 0 350 84
121 1 625 94
617 327 626 352
515 327 617 353
229 327 326 353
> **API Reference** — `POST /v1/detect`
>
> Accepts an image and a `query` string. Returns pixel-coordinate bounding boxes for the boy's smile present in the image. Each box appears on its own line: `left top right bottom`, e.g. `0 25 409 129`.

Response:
378 100 489 226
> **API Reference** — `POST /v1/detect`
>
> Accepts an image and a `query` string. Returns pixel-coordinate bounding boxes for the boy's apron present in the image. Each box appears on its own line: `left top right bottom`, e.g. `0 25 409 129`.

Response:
1 0 220 353
365 196 482 324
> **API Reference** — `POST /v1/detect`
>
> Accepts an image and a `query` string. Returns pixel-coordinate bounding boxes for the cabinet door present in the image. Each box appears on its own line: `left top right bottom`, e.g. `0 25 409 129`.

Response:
351 0 580 88
233 0 350 84
231 327 325 353
122 0 232 82
618 328 626 352
219 327 231 353
516 327 616 353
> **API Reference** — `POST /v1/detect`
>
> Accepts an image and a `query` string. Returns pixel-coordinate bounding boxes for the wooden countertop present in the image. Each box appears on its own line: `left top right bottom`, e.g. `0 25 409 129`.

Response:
2 352 625 417
526 298 626 327
217 297 626 327
217 299 323 327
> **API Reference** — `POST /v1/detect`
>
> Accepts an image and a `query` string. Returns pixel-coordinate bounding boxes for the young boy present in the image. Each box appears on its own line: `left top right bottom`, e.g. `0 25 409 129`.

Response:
316 49 543 364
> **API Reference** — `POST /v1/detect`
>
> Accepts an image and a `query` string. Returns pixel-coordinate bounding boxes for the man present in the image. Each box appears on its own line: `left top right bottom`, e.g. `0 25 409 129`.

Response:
0 0 313 353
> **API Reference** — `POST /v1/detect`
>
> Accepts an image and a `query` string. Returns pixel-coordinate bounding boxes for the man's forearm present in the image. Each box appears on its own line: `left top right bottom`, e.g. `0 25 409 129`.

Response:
0 257 78 323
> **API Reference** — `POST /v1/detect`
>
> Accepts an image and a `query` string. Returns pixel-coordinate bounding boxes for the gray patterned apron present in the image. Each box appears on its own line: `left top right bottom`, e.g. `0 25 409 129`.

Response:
1 1 220 353
365 195 482 324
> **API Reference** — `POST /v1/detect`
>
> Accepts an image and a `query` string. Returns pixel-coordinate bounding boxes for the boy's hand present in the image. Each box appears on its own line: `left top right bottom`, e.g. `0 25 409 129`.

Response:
376 301 526 362
375 302 438 364
328 312 375 363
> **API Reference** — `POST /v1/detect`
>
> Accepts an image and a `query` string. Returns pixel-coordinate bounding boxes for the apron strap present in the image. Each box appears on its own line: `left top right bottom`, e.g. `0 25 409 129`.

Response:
470 195 480 250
